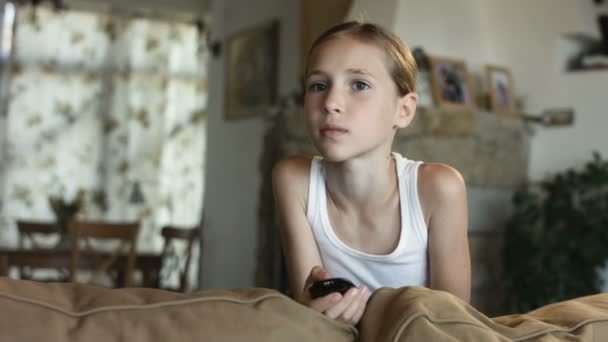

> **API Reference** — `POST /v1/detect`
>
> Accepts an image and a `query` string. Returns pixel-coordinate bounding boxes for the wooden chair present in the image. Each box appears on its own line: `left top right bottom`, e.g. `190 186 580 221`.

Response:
17 220 60 249
68 221 140 288
160 225 203 292
16 220 66 281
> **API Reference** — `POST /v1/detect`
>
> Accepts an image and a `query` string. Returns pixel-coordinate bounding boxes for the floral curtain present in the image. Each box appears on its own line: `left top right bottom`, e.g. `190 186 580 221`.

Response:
0 3 207 271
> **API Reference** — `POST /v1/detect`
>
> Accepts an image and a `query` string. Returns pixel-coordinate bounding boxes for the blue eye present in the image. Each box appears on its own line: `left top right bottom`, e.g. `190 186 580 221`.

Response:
307 83 327 92
353 81 370 91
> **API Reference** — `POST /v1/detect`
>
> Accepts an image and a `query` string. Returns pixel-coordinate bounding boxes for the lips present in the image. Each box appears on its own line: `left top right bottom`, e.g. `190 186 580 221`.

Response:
320 125 348 138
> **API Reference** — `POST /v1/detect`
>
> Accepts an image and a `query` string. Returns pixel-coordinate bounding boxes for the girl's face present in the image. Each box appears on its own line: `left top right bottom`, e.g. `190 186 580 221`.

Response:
304 35 415 162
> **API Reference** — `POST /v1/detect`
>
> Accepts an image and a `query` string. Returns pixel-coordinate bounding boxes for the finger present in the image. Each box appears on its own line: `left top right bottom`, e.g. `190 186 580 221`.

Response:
311 266 331 281
305 266 330 288
338 286 367 324
303 266 332 301
350 287 369 324
302 266 330 303
302 266 321 300
309 292 342 312
324 287 359 320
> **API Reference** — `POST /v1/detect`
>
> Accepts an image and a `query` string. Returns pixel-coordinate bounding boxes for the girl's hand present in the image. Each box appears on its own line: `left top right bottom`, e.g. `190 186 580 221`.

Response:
302 266 369 326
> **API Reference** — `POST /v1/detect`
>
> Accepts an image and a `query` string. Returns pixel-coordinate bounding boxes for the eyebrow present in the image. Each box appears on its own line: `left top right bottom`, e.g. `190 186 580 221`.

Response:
306 68 377 80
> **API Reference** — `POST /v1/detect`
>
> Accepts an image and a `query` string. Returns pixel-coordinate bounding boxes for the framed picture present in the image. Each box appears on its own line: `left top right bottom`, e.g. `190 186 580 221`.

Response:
429 56 475 110
224 21 279 120
485 65 516 116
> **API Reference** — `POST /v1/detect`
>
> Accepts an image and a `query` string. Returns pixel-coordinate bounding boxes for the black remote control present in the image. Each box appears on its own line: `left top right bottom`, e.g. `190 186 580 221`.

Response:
309 278 355 299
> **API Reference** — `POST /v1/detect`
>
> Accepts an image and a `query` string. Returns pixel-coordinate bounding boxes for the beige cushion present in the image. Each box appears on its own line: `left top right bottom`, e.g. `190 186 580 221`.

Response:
3 277 608 341
0 277 357 342
360 286 608 341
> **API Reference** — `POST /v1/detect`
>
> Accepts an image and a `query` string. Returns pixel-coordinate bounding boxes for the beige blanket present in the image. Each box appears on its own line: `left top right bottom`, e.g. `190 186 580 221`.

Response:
362 286 608 341
1 277 607 341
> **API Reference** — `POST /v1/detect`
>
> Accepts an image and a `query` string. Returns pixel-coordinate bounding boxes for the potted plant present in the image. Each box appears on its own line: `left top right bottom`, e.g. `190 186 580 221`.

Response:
48 189 85 247
503 152 608 312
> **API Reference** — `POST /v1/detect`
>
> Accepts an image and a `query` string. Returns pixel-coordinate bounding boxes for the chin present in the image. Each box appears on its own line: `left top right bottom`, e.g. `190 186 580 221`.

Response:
314 146 352 163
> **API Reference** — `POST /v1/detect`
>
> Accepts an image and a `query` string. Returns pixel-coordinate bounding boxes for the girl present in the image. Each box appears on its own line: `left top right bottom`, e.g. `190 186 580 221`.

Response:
272 21 470 326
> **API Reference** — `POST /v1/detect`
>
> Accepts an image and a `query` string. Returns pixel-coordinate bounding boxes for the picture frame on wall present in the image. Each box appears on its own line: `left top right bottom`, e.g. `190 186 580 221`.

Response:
485 64 517 116
429 56 476 110
224 20 279 120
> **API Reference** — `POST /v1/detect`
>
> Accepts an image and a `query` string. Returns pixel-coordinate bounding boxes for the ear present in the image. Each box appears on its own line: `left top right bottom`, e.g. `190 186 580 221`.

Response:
394 92 418 129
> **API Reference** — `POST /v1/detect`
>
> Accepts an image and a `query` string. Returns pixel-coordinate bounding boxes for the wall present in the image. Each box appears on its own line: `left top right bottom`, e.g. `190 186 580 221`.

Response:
201 0 299 289
479 0 608 181
390 0 491 75
389 0 608 182
346 0 398 28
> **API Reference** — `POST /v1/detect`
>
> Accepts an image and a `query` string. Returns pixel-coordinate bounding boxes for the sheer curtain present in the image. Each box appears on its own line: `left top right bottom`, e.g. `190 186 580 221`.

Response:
0 3 207 269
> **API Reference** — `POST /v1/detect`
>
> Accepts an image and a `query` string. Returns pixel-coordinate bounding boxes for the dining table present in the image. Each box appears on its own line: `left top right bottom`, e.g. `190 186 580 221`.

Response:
0 247 163 288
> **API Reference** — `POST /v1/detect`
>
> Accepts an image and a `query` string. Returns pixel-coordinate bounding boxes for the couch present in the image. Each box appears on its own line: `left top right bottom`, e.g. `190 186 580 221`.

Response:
1 277 608 341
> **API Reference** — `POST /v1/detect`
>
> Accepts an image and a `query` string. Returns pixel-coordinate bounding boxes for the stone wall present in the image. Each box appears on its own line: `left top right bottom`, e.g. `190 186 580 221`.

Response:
257 104 532 315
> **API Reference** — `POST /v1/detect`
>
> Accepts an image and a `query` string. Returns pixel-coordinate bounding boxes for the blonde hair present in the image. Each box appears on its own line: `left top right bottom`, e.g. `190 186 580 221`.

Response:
305 21 417 96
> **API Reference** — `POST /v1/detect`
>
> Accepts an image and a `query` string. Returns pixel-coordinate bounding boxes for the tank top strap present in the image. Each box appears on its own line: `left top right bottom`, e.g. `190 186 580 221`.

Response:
306 156 324 223
392 152 428 245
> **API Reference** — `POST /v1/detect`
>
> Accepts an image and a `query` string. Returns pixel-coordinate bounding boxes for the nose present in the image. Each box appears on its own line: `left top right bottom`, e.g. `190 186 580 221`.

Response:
323 86 344 115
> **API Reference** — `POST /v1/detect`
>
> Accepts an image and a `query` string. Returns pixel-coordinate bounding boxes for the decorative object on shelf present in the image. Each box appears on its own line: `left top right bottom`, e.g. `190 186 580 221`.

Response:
503 152 608 312
224 20 279 120
485 64 517 116
48 189 85 245
412 47 433 107
429 55 476 110
521 108 575 127
563 13 608 71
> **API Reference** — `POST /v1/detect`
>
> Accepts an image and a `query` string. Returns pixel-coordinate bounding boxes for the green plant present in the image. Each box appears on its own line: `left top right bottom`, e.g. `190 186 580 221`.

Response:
49 189 85 242
503 152 608 312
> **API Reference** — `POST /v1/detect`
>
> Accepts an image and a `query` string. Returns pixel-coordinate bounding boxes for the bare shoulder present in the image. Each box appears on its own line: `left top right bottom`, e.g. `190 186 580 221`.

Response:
417 162 467 217
272 156 312 187
418 162 466 193
272 156 314 206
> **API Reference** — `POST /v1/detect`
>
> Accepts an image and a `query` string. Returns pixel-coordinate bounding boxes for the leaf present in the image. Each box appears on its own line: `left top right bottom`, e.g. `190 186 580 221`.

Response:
504 152 608 310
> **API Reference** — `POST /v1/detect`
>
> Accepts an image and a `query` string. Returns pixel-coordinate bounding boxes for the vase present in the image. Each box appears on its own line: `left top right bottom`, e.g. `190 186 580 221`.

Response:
54 215 76 250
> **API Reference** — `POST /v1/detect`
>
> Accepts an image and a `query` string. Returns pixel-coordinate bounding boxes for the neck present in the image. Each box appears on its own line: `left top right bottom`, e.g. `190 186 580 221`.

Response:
324 152 397 211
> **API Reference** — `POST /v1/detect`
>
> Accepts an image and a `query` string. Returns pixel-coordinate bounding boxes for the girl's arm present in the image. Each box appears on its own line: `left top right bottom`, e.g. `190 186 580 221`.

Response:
418 163 471 303
272 156 325 302
272 157 369 324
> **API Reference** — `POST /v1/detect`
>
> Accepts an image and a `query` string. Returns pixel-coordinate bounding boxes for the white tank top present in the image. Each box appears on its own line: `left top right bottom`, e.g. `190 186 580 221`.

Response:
307 152 428 291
